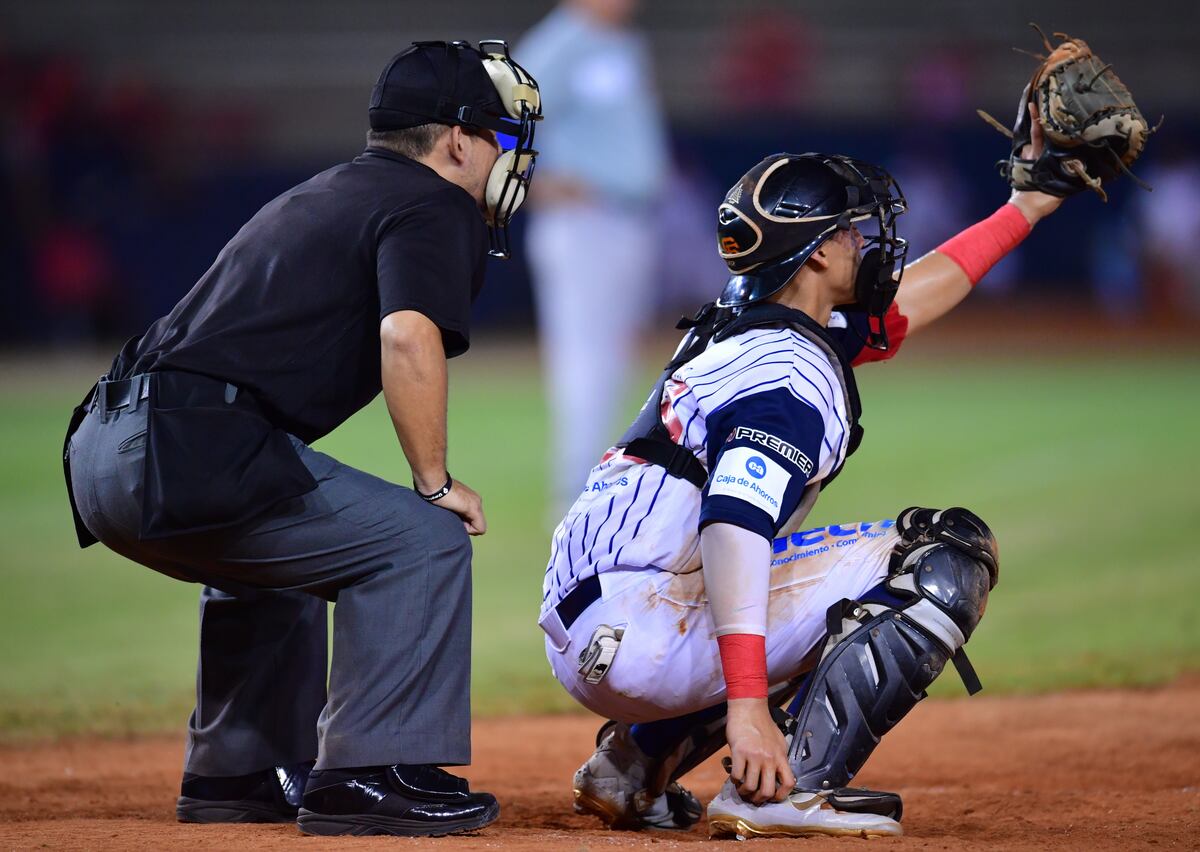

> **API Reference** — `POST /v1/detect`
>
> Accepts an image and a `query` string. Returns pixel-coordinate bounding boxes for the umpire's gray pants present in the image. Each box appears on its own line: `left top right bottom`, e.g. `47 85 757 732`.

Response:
68 395 473 775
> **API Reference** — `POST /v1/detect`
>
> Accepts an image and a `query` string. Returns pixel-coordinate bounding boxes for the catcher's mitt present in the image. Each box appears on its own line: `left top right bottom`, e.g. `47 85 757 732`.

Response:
979 23 1159 202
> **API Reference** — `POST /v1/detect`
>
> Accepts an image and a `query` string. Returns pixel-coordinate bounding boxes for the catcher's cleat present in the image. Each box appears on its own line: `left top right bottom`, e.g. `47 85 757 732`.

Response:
572 722 702 830
706 777 903 839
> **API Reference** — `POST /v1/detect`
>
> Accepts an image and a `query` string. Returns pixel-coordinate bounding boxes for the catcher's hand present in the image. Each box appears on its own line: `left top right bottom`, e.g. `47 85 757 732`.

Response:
979 23 1159 202
1008 102 1064 225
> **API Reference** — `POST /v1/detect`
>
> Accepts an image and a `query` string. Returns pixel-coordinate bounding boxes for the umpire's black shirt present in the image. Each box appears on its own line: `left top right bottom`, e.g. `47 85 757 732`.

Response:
74 148 488 542
114 147 488 443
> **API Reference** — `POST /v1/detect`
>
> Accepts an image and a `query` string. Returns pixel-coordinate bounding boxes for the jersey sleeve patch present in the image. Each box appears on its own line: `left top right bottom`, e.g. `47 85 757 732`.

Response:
729 426 814 477
708 446 791 521
699 386 828 541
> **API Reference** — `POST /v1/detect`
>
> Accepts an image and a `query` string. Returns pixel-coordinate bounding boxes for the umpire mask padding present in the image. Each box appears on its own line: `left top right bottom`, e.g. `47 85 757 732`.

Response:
478 40 541 259
716 153 908 349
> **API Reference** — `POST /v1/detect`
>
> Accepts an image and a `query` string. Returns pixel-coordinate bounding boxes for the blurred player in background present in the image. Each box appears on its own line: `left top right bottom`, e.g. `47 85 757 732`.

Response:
518 0 670 514
1135 141 1200 320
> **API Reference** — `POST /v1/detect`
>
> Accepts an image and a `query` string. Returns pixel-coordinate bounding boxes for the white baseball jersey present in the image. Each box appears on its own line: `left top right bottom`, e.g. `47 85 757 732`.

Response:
540 318 869 622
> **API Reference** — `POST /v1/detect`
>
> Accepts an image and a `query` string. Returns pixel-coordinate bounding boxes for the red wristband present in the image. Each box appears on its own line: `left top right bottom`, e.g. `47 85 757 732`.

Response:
717 633 768 700
935 203 1031 286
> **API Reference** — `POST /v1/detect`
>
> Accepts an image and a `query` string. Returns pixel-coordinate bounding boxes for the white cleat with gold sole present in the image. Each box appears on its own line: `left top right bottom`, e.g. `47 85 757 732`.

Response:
706 778 903 839
572 722 702 830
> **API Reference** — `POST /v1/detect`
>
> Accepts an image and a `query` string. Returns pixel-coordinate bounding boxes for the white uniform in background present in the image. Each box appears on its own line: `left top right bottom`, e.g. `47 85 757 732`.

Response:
518 5 670 512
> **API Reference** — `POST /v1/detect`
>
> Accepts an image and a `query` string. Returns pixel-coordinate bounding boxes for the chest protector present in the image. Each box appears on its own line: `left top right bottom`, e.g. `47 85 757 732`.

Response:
617 301 863 491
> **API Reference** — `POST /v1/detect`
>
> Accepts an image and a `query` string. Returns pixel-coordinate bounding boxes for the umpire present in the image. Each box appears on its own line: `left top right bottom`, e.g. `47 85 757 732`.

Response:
61 41 541 838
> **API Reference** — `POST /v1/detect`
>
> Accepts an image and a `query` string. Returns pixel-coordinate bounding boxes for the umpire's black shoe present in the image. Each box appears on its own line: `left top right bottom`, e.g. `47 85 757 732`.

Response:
297 764 499 837
176 760 313 823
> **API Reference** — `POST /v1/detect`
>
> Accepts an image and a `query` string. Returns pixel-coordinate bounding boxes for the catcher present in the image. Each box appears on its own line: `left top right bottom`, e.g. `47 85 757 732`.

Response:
538 30 1150 839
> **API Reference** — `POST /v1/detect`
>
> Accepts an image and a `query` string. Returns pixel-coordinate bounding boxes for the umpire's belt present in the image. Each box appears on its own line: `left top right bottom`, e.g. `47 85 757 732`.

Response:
93 372 244 412
87 370 316 541
93 374 151 414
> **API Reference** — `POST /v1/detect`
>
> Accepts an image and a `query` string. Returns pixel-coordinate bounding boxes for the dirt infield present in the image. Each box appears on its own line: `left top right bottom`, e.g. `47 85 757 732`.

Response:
1 683 1197 851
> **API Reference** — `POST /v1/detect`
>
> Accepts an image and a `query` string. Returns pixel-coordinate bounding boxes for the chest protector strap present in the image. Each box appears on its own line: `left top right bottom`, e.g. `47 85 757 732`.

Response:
617 302 863 491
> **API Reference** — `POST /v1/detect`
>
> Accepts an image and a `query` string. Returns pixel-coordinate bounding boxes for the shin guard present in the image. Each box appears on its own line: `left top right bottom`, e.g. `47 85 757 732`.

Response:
786 507 997 790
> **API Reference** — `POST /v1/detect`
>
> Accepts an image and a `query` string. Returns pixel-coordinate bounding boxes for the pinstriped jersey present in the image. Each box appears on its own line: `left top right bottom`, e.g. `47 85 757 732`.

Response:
540 321 859 616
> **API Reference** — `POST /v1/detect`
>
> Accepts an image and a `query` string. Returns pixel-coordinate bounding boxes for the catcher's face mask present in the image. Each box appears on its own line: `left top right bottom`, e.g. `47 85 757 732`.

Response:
828 157 908 350
716 153 907 350
369 40 542 259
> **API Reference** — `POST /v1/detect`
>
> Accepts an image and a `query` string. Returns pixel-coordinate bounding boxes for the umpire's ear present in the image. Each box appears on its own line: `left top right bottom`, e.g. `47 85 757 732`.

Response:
446 125 471 166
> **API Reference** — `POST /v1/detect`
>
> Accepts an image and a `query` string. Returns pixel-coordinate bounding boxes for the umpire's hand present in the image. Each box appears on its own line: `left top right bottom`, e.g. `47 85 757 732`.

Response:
437 479 487 535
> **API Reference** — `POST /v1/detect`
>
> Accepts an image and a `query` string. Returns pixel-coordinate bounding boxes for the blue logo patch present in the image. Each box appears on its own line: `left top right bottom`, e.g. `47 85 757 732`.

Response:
745 456 767 479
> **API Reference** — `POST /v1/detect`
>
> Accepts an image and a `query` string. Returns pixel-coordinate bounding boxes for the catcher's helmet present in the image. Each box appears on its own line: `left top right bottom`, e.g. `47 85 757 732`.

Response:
716 153 908 349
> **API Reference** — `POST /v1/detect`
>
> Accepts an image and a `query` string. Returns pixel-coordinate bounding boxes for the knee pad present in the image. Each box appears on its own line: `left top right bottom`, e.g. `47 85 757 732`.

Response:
895 506 999 589
887 506 997 652
785 506 997 791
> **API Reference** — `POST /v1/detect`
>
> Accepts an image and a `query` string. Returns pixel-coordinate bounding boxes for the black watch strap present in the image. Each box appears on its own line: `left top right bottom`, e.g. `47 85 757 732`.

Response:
414 473 453 502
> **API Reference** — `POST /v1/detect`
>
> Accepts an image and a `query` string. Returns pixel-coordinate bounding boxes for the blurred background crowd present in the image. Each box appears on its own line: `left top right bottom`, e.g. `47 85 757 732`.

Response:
1 0 1198 349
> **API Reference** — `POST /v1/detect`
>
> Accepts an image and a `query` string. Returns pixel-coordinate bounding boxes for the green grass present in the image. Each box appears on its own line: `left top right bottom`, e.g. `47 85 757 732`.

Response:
0 346 1197 738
